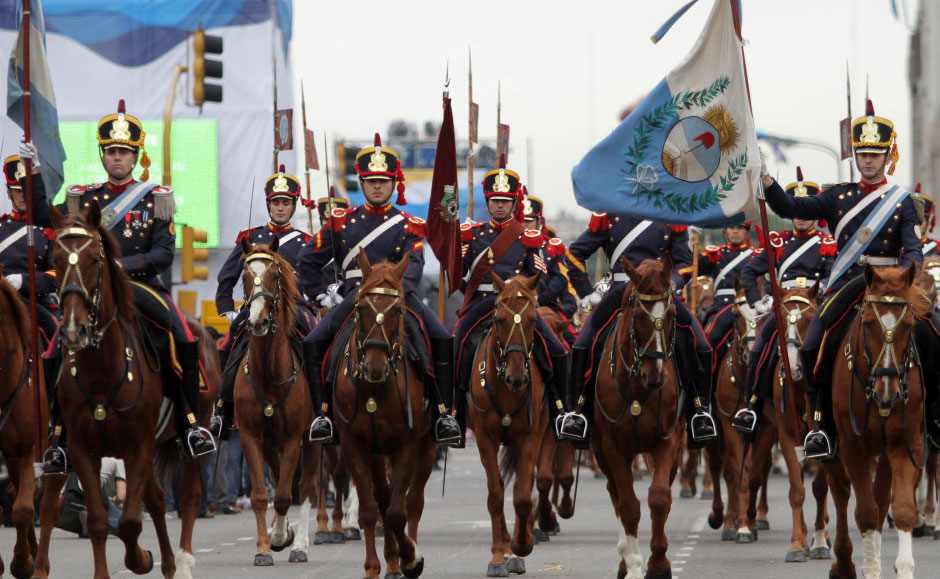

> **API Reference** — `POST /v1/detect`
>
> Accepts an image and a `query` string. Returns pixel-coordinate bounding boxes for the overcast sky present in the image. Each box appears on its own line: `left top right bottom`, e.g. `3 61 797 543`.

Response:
292 0 919 221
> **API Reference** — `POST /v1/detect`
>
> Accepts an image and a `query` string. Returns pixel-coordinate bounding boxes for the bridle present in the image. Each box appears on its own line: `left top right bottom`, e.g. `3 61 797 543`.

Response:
731 295 758 364
615 288 676 379
352 286 404 383
780 294 816 350
490 291 535 381
243 253 283 334
55 226 114 348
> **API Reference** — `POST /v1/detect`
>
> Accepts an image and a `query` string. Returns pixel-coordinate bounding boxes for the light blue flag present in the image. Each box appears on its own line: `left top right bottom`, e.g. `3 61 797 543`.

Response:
7 0 66 199
572 0 759 228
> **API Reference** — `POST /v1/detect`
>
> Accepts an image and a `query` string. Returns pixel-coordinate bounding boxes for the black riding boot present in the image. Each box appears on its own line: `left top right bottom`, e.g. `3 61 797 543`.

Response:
209 359 236 440
305 339 337 444
545 353 572 442
176 340 216 460
687 350 717 444
41 355 69 475
430 338 463 447
799 347 834 461
732 356 761 436
559 347 590 446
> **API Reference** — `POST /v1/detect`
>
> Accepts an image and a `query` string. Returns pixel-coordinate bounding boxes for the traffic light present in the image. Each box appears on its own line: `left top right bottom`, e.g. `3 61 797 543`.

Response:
181 226 209 282
193 28 223 106
336 142 360 193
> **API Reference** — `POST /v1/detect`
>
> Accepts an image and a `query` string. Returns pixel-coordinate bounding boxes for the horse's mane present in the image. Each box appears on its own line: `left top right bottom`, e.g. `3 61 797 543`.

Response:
358 260 406 296
61 213 134 320
0 276 30 348
243 245 300 329
871 265 931 319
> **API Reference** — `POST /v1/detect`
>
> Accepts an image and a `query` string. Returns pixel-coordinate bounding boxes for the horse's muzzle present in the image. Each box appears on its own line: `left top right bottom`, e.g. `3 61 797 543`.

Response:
249 318 271 337
504 372 529 392
62 320 91 351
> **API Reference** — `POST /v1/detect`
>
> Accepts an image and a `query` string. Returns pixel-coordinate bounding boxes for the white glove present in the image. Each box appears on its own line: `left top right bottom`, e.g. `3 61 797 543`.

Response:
4 274 23 291
317 283 343 309
223 311 238 323
18 139 40 169
754 295 773 316
580 291 602 311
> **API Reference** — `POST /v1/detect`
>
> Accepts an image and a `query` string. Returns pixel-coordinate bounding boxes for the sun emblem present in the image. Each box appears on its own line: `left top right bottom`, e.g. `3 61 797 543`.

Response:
860 118 880 143
493 170 511 193
110 114 131 141
368 148 388 172
272 174 289 193
13 161 25 181
793 183 808 197
703 106 739 154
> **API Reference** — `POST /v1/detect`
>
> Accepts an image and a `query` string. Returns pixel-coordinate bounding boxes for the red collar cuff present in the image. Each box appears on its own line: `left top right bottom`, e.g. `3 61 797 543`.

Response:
858 179 888 194
362 202 393 214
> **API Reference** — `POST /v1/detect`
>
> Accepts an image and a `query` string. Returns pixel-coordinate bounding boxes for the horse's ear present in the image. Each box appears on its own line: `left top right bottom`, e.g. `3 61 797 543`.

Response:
392 251 410 280
905 262 918 286
269 235 279 253
50 204 67 231
863 263 875 287
85 200 102 230
621 256 640 286
525 272 541 292
809 279 820 301
734 274 743 293
358 247 372 279
493 274 506 293
240 236 251 254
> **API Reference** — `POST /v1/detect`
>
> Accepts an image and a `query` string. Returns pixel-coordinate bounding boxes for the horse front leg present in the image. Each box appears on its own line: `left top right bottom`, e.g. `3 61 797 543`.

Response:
703 441 725 531
475 424 509 574
534 425 557 536
174 453 204 575
8 457 37 578
405 431 436 539
777 415 810 560
291 440 320 562
646 435 680 578
268 436 301 553
810 464 832 558
386 443 422 576
823 462 856 579
33 470 66 579
843 452 881 579
554 439 576 519
603 439 642 579
510 427 541 559
342 439 382 579
888 438 922 579
239 426 273 565
141 468 176 579
70 450 111 578
118 449 157 576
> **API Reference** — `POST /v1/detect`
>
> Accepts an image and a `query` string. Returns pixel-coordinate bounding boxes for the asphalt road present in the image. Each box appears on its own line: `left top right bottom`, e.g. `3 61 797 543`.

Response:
6 444 940 578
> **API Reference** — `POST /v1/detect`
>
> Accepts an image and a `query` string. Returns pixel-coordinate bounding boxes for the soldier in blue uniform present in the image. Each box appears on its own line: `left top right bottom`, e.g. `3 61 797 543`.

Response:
32 100 215 472
2 153 59 346
299 135 461 446
522 194 578 322
759 100 940 459
915 184 939 258
209 167 317 438
454 161 573 439
558 212 717 444
730 169 836 435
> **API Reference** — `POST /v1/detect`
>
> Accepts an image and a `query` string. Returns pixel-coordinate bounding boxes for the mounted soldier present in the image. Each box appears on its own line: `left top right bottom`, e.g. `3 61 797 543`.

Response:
209 167 318 438
731 168 836 435
558 211 717 446
298 134 461 446
760 100 940 459
916 184 939 258
31 99 216 473
453 159 573 440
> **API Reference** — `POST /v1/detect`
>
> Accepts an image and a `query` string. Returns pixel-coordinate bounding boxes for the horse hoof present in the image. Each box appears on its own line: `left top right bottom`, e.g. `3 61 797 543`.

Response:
785 550 808 562
707 512 723 529
487 562 509 577
811 547 832 560
314 531 331 545
506 556 525 574
680 488 695 498
270 526 295 552
144 550 155 574
288 550 307 563
385 573 403 579
254 553 274 566
402 555 425 578
329 531 346 543
644 566 671 579
511 538 534 558
934 528 940 540
700 491 713 500
913 524 926 538
532 528 549 543
344 527 362 541
925 525 935 535
721 529 736 541
802 544 810 555
735 531 753 544
828 570 856 579
617 571 626 579
11 564 34 579
756 519 770 531
547 520 561 535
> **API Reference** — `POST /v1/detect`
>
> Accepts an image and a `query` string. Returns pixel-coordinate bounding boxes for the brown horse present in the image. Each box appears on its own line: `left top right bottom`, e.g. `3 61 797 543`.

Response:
37 203 220 579
0 269 50 579
679 275 714 500
311 445 358 544
469 273 546 577
823 263 926 579
590 255 683 579
333 248 435 579
233 240 321 565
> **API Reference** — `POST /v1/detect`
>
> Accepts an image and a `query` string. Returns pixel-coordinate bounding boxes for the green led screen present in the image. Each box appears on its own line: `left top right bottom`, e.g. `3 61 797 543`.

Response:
55 119 220 248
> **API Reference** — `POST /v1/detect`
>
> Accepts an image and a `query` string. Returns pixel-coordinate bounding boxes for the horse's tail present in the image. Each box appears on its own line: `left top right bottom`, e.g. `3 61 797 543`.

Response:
153 439 182 489
499 444 519 485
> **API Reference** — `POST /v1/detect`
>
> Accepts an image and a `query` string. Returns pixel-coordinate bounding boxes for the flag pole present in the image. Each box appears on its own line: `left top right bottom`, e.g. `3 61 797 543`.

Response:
270 0 279 173
21 0 45 462
467 47 475 222
496 80 502 160
732 0 804 448
845 62 855 182
300 80 314 235
439 63 451 321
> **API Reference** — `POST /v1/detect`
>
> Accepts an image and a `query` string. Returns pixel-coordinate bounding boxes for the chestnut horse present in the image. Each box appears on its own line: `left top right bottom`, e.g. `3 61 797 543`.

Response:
0 269 50 579
590 255 683 579
233 240 321 565
469 273 546 577
37 204 220 579
333 249 436 579
823 263 927 579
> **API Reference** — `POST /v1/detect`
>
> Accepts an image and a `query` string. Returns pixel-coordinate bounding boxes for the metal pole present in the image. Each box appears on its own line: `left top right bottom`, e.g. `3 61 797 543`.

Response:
846 61 855 182
270 1 278 173
162 64 187 187
300 80 314 234
467 47 474 221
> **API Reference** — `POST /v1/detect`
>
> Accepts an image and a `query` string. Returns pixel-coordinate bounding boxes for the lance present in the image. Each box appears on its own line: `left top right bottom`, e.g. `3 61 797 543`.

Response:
688 229 702 311
467 46 475 221
324 138 341 286
270 0 279 173
300 80 315 235
496 80 502 160
439 62 452 321
846 62 854 182
732 0 804 450
19 0 45 462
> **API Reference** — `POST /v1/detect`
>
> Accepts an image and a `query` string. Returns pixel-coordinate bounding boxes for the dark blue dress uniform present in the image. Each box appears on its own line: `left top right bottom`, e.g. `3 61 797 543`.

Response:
299 134 460 445
1 159 59 345
700 237 758 366
560 211 717 444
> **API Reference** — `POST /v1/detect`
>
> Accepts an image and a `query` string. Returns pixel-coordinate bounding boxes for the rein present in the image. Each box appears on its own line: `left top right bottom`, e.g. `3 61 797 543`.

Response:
774 294 816 418
716 296 757 417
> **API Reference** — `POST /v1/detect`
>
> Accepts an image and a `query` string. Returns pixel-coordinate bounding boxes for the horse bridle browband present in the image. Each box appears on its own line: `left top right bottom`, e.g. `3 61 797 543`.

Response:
244 253 283 334
55 226 114 347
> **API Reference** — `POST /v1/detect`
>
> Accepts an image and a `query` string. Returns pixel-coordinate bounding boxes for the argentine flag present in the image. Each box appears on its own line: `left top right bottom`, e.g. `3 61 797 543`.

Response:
7 0 66 199
572 0 759 227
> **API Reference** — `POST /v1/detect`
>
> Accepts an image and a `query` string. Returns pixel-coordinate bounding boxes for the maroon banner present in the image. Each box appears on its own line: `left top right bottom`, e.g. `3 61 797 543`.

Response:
839 117 852 160
275 109 293 151
305 129 319 169
498 123 510 157
427 97 462 295
470 102 479 144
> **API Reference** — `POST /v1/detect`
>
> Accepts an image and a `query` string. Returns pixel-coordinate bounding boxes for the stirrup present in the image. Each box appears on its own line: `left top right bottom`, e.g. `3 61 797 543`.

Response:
41 446 69 476
209 413 224 440
731 408 758 434
803 429 834 461
434 415 463 447
558 411 589 442
308 416 335 444
690 410 717 443
184 427 217 460
0 452 8 482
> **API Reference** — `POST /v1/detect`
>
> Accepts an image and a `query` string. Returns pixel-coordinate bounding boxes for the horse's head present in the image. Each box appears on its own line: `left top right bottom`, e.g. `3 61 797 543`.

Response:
620 254 676 389
491 273 540 392
732 276 758 365
917 256 940 310
858 263 924 415
354 248 408 383
241 236 296 337
779 282 819 381
51 202 129 351
693 275 714 323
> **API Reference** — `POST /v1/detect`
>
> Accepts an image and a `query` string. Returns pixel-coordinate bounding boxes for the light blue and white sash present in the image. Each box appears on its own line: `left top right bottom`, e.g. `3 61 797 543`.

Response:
100 182 158 230
777 235 820 281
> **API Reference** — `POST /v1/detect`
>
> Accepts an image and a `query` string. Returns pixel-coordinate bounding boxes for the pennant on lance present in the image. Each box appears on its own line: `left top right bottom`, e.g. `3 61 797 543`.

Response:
571 0 759 227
